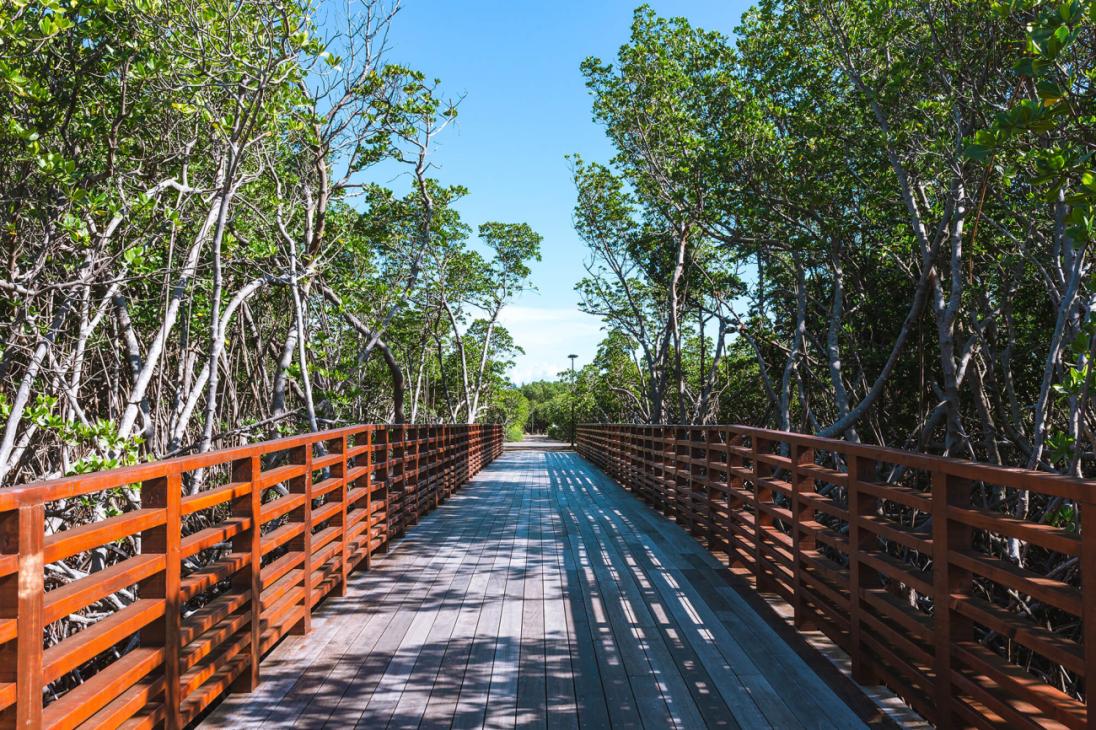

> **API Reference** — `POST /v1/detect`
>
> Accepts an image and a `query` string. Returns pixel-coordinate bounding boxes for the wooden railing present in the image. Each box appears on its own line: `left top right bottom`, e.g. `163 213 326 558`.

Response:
577 424 1094 730
0 423 502 729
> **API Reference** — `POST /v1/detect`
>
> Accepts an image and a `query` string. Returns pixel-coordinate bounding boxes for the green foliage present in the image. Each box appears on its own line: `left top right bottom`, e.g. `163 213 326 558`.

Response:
0 0 532 483
25 394 143 474
573 0 1096 485
487 388 530 441
970 1 1096 243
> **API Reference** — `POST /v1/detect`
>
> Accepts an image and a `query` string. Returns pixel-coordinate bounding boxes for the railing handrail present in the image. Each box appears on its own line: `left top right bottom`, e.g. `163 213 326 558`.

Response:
0 424 388 508
577 423 1093 730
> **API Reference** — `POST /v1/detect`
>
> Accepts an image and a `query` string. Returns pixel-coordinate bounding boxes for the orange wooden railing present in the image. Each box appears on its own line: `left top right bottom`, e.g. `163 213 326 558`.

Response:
0 422 502 729
577 424 1094 730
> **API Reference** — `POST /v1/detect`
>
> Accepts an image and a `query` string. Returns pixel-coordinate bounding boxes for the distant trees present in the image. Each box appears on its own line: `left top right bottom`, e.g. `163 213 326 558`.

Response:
518 380 571 438
573 1 1096 475
0 0 539 485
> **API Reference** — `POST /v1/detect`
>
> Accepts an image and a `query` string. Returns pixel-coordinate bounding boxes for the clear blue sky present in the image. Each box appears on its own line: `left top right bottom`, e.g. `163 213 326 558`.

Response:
364 1 752 383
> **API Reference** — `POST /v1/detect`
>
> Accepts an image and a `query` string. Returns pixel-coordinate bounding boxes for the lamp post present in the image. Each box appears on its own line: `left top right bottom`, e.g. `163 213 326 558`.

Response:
568 354 578 448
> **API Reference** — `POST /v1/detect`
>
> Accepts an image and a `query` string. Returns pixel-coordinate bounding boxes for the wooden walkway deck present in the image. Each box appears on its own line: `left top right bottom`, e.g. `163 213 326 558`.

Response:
201 450 874 729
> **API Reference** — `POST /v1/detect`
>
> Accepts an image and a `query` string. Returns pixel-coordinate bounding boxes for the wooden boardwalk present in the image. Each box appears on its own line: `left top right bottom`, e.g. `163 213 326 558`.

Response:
202 450 873 729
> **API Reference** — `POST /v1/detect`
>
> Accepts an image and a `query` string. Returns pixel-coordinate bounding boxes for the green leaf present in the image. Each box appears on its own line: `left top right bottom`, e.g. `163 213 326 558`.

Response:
964 143 992 162
1037 79 1065 101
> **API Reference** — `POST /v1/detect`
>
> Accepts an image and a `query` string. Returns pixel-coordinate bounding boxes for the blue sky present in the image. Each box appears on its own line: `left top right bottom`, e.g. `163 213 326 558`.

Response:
363 0 752 383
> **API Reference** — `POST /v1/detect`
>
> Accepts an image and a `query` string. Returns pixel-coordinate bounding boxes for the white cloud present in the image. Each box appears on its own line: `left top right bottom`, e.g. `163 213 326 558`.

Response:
497 305 604 384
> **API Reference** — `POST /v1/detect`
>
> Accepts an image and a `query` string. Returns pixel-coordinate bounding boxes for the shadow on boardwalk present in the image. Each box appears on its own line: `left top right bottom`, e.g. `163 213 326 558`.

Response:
201 451 890 729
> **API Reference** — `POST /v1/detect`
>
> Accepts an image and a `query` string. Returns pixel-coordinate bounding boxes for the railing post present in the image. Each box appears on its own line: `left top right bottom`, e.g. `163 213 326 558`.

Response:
289 443 313 635
465 425 471 480
421 426 428 502
726 431 745 570
704 429 717 553
478 424 482 466
433 425 442 509
847 453 879 685
441 425 450 499
675 427 688 529
617 425 624 478
690 428 703 542
662 425 672 516
1082 498 1095 730
633 426 644 501
231 453 261 693
413 426 423 520
718 427 736 561
402 425 412 531
752 436 775 592
432 426 441 502
623 425 631 485
0 503 45 729
383 426 395 541
365 427 379 564
651 426 659 505
472 424 479 475
931 470 972 730
623 425 630 479
333 434 350 597
139 470 182 729
388 426 403 541
790 441 815 630
613 426 620 474
403 426 415 525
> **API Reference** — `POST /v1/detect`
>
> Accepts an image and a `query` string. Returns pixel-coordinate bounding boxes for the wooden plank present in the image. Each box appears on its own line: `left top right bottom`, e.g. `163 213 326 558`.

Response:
685 566 866 726
553 499 612 729
395 541 501 722
585 457 832 727
572 452 795 726
356 480 499 727
558 487 676 726
563 463 738 730
556 455 719 730
516 470 547 729
449 469 522 730
316 496 491 726
285 523 464 726
417 485 521 728
482 460 529 730
539 456 580 730
550 458 644 729
324 475 497 723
